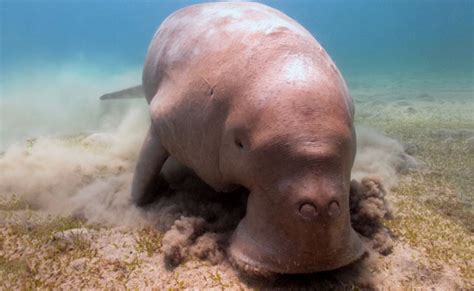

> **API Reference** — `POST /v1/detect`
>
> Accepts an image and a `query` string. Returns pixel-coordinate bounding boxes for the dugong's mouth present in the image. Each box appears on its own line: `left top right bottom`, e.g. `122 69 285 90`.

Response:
228 216 365 276
228 248 276 278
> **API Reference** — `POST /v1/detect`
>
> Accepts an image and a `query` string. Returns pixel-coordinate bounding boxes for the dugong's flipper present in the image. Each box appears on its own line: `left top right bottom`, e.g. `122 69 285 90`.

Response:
131 125 169 206
100 85 144 100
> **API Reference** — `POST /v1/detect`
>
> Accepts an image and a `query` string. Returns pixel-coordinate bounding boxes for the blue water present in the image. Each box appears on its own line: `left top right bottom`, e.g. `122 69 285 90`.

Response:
1 0 472 77
0 0 473 147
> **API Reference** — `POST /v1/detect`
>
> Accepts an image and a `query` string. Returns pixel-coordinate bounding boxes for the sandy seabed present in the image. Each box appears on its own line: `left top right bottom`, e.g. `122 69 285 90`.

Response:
0 73 473 289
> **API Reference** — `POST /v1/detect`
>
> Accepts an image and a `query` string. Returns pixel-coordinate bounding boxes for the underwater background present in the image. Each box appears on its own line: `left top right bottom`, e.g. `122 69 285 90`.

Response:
1 0 473 148
2 0 473 74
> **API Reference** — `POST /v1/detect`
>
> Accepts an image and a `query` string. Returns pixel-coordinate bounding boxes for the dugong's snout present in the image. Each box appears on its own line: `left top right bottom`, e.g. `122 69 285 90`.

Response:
228 189 364 275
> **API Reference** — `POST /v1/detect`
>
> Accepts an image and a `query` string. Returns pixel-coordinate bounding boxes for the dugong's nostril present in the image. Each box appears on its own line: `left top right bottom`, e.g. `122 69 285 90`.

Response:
299 203 318 220
327 200 341 218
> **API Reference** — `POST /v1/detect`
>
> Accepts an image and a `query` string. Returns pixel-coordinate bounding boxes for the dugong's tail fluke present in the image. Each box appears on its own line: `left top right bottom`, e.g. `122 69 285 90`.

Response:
100 85 144 100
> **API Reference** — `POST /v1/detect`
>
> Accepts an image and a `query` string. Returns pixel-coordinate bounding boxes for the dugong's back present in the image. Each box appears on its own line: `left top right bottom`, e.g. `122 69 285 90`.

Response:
142 2 351 191
143 2 324 101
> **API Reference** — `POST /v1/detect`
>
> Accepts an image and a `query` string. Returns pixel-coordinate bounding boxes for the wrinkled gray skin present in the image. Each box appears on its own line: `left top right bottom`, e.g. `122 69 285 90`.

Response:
133 2 363 275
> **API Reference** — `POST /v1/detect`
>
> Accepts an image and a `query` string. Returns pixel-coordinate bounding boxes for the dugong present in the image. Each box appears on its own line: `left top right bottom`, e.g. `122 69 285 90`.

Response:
131 2 363 275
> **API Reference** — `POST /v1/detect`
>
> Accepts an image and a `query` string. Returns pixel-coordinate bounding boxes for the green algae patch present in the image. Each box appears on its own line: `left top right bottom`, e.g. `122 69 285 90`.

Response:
135 225 163 257
355 98 474 287
0 256 39 289
0 196 32 211
9 216 86 242
0 216 101 289
388 178 474 286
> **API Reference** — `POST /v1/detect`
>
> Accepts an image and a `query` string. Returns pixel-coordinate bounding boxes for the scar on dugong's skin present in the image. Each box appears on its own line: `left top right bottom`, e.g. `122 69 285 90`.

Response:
107 2 364 275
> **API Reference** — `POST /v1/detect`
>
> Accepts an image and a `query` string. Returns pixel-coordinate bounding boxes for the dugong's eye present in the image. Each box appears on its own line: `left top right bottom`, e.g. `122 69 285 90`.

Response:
234 138 244 149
